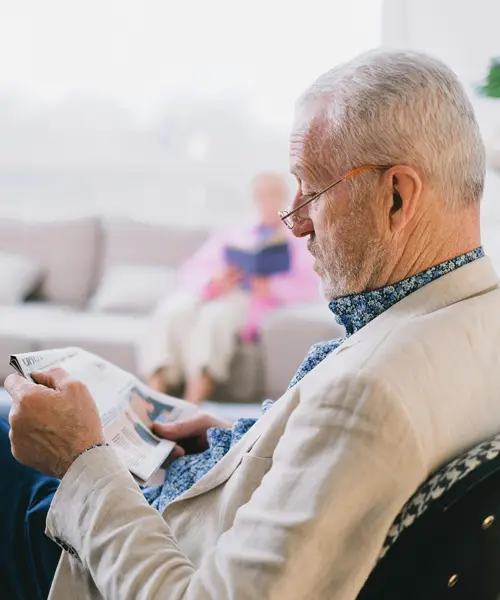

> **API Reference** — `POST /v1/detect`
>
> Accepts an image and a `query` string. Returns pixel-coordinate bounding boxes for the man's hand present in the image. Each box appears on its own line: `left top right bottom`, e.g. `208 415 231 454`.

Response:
5 368 105 479
153 412 231 457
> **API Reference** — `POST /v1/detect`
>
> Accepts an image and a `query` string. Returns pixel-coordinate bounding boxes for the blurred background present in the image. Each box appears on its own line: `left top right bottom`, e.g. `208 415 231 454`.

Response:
0 0 382 225
1 1 499 225
0 0 498 409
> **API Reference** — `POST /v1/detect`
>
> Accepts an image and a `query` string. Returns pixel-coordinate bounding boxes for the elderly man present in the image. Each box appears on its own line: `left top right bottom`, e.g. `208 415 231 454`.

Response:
3 49 500 600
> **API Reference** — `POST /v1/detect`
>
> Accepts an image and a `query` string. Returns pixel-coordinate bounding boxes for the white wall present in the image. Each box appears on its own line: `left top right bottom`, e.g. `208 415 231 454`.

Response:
382 0 500 261
383 0 500 129
383 0 498 76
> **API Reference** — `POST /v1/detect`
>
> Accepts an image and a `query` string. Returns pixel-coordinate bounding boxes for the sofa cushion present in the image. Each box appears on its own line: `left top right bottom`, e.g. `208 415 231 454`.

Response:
0 303 78 381
0 216 101 306
90 265 178 314
260 302 345 399
32 311 148 375
101 217 209 270
216 342 264 404
0 303 77 338
0 303 144 374
0 252 43 304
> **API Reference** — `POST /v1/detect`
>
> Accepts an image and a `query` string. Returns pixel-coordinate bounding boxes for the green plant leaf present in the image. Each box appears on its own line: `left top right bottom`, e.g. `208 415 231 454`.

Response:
479 58 500 98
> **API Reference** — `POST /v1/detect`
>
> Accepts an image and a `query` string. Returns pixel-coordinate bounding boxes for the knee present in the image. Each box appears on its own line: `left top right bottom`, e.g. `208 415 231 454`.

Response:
197 301 230 333
153 292 198 322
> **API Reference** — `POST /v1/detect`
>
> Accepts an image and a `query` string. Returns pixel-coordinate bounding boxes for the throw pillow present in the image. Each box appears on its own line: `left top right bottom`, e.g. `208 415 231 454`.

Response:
90 265 177 314
0 252 43 305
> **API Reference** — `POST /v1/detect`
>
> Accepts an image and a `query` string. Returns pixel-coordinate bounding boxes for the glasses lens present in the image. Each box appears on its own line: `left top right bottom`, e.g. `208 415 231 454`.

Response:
284 216 295 229
278 210 295 229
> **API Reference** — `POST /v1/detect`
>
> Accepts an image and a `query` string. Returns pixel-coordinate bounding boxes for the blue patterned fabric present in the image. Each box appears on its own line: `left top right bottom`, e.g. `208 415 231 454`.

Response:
288 247 484 388
143 399 274 511
143 247 484 510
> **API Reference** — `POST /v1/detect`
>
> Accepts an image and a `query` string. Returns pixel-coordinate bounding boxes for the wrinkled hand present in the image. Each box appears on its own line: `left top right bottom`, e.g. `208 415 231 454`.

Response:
5 368 105 479
153 412 231 458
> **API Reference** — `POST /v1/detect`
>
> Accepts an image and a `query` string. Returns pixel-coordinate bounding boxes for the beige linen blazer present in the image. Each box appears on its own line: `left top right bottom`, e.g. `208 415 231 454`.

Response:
46 257 500 600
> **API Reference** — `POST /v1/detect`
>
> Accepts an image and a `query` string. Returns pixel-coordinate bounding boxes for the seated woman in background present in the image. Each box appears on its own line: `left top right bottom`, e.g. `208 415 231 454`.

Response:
137 172 319 404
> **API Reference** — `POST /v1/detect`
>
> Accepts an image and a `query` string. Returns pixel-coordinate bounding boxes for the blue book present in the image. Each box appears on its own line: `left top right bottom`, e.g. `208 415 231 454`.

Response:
224 242 290 277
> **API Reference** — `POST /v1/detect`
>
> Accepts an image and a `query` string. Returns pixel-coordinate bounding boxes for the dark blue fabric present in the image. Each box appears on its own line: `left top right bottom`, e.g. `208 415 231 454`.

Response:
0 419 61 600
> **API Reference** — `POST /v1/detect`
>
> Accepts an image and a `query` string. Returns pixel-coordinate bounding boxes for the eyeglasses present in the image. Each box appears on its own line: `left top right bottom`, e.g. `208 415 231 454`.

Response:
278 164 392 229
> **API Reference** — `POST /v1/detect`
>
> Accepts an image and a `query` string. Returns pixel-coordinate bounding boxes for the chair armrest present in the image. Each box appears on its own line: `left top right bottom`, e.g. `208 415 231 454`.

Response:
260 302 344 399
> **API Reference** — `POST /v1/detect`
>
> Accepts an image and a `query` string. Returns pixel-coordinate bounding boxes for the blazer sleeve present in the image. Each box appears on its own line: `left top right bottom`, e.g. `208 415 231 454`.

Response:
45 371 426 600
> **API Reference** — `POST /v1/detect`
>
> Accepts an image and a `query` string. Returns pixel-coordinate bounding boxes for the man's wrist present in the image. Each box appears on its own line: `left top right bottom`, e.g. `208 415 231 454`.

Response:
78 442 110 458
57 442 109 479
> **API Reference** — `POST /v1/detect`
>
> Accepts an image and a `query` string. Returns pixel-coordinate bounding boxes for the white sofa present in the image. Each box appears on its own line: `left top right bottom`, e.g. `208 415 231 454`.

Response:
0 215 344 402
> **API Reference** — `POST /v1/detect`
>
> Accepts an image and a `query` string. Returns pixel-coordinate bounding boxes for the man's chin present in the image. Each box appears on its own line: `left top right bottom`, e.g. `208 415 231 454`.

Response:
312 254 324 274
318 274 337 301
320 274 352 301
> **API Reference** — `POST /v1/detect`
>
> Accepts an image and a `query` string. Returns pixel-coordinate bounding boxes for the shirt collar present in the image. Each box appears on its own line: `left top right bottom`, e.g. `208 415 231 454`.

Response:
328 247 485 337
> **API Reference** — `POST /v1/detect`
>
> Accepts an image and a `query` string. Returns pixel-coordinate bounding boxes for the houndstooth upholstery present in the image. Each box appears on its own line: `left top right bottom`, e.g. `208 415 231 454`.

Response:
378 433 500 560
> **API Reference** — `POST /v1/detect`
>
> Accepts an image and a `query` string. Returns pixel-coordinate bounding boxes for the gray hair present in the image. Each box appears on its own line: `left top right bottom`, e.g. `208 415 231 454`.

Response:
298 50 485 207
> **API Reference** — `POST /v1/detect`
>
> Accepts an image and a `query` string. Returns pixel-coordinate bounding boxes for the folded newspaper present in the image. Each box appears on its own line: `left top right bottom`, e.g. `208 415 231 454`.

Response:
9 347 198 484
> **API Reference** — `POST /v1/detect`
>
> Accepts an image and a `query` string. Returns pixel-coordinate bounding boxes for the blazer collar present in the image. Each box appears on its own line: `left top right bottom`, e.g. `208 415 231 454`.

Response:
332 256 499 356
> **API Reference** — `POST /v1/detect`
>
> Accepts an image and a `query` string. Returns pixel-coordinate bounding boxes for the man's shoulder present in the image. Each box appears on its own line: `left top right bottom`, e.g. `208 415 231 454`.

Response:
362 286 498 372
294 286 500 454
306 283 500 397
386 281 500 351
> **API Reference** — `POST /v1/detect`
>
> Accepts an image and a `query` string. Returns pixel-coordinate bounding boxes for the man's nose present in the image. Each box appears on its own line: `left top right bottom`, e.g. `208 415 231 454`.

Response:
286 206 313 237
290 190 305 213
287 197 314 237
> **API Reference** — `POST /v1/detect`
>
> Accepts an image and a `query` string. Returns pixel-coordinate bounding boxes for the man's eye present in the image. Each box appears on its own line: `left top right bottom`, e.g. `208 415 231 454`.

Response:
299 192 316 202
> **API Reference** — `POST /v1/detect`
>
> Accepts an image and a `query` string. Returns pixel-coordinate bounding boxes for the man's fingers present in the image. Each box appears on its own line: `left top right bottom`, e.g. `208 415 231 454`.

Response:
171 445 186 459
153 414 209 441
4 373 35 401
159 444 185 470
152 420 191 441
31 368 71 390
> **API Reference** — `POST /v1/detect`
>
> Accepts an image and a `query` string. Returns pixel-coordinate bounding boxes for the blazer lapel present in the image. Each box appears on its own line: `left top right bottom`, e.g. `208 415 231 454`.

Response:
164 392 294 506
336 256 498 353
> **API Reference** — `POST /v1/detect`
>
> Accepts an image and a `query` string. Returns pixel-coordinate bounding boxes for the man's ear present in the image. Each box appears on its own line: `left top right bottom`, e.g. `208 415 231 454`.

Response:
391 188 403 214
386 166 422 234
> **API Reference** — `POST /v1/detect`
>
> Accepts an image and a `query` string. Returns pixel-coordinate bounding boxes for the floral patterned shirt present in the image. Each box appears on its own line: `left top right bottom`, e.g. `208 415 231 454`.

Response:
143 247 484 512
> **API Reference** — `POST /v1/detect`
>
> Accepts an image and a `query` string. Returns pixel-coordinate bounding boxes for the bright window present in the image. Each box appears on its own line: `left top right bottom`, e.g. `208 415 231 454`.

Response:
0 0 382 222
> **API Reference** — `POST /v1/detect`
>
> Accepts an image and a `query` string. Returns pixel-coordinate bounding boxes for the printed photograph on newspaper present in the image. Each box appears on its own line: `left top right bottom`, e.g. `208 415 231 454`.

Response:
9 347 197 483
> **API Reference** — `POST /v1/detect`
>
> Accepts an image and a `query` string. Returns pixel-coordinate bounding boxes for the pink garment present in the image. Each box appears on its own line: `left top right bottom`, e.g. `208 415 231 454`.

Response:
178 226 320 337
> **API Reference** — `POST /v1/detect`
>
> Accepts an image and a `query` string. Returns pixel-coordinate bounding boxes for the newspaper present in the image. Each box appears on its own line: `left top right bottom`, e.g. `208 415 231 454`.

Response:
9 347 198 484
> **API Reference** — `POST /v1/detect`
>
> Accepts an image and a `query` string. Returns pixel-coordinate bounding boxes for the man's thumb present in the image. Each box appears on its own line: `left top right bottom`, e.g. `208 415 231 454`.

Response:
31 368 70 390
153 417 200 441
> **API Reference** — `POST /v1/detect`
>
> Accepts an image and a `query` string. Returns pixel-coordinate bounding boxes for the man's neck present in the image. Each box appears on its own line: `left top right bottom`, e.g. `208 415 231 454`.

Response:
330 246 484 337
375 211 481 289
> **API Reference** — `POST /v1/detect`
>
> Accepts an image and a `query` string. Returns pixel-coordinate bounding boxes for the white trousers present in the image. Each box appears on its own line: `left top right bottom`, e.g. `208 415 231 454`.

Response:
137 290 250 385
